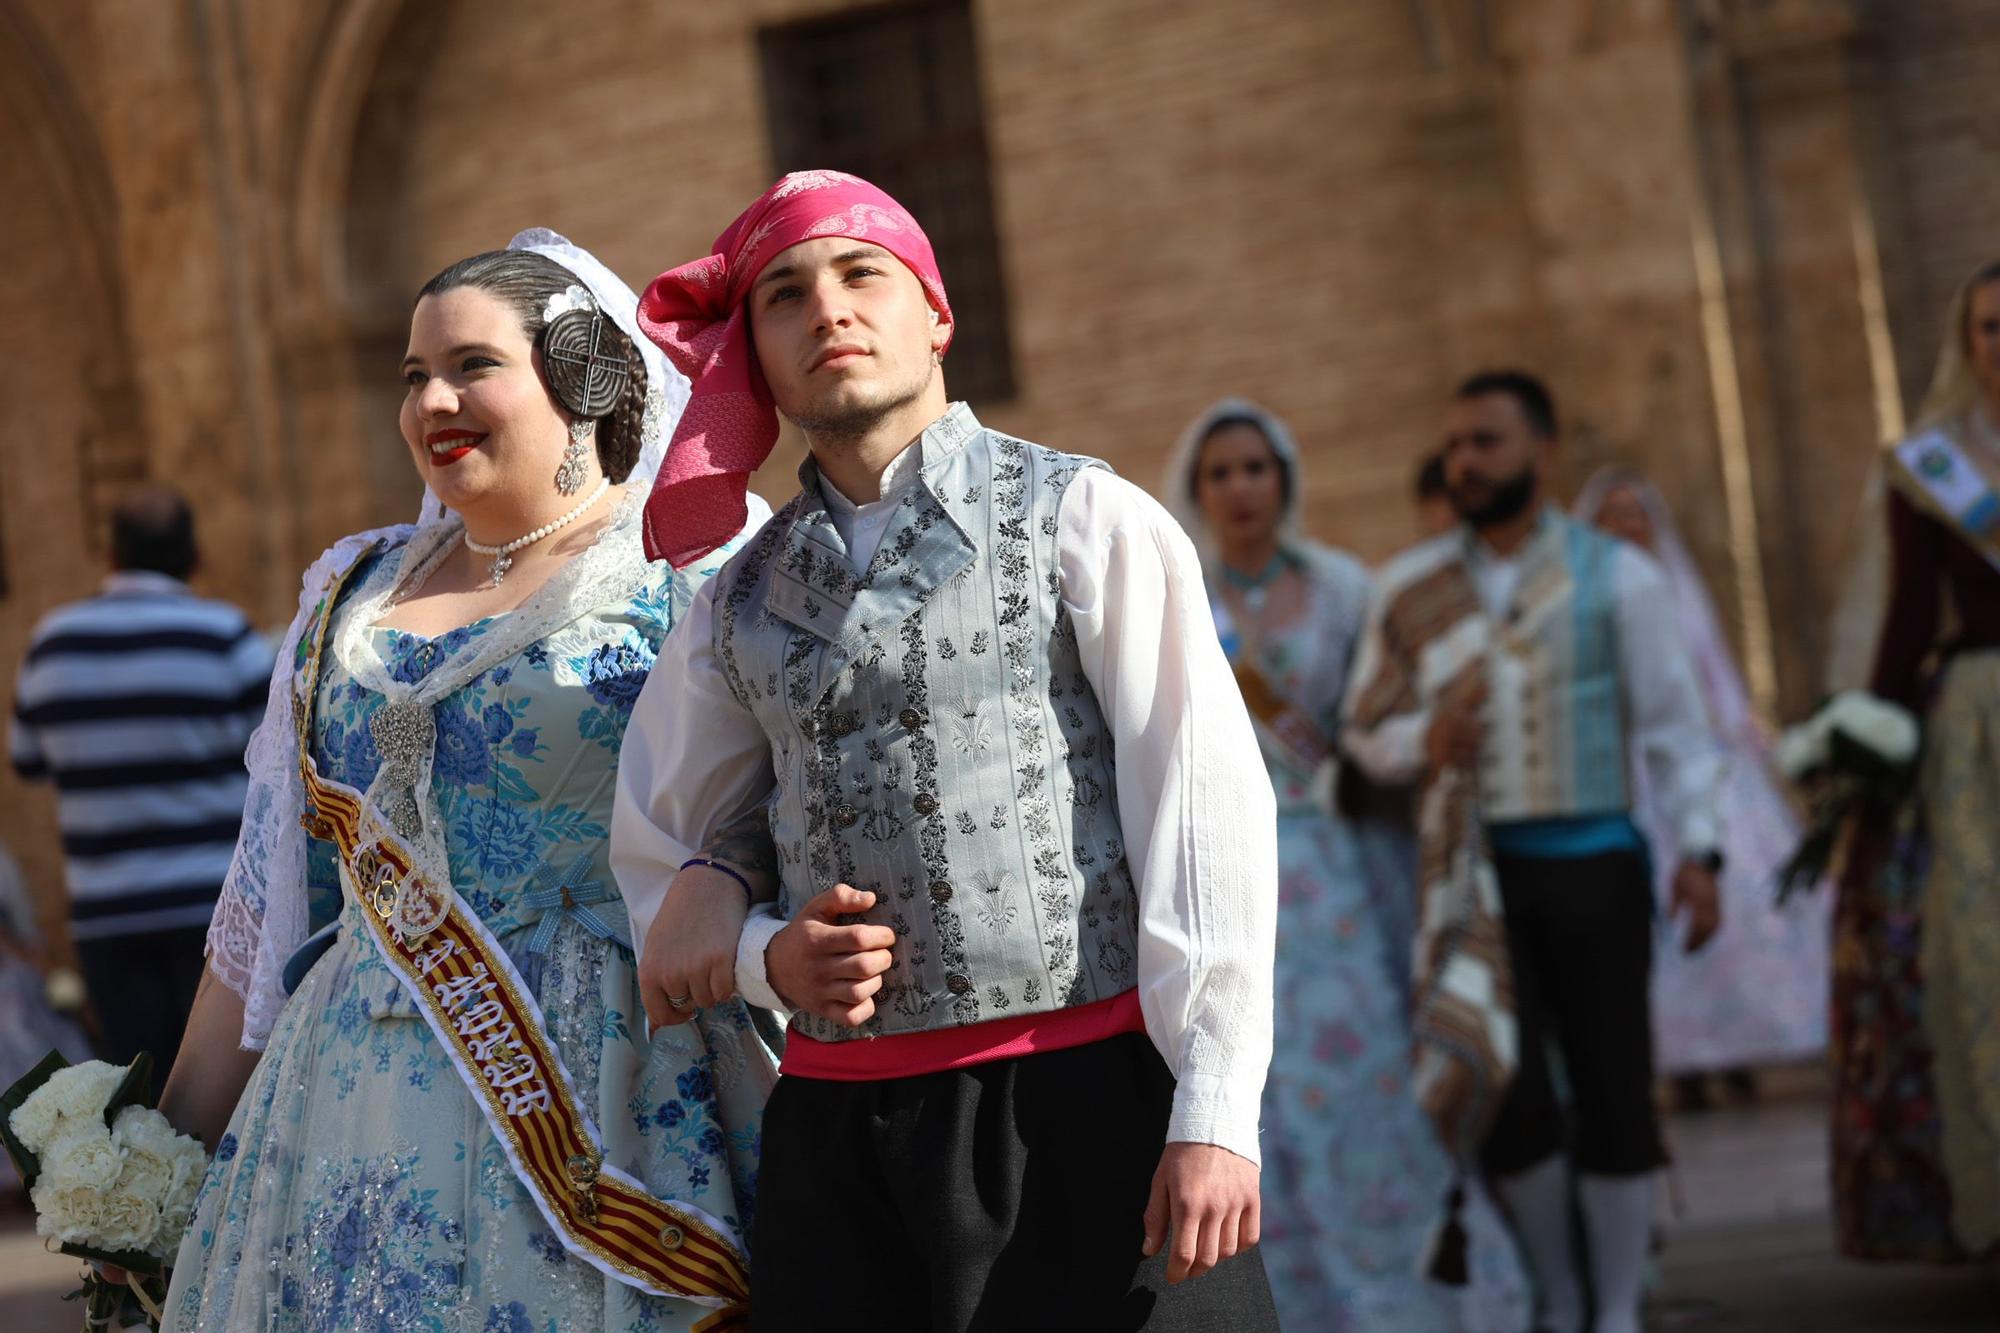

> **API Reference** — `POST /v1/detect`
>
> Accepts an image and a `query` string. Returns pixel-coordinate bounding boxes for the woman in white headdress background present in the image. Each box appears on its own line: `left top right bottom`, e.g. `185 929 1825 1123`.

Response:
152 230 775 1331
1574 469 1828 1100
1166 401 1527 1333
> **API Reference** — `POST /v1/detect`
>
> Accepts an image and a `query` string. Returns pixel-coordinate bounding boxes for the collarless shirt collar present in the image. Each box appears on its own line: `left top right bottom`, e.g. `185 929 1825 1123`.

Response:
816 401 976 514
101 571 192 598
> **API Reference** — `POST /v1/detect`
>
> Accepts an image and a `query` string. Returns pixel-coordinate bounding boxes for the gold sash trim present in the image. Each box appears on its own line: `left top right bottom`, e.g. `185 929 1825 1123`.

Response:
292 546 749 1328
1231 660 1333 775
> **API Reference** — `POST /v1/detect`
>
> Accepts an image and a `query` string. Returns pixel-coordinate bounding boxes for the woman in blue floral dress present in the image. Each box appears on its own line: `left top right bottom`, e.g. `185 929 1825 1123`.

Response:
1167 401 1526 1332
155 232 776 1332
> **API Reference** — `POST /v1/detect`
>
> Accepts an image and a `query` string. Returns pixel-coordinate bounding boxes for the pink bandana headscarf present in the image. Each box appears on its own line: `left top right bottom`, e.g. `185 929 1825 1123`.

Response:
636 170 953 567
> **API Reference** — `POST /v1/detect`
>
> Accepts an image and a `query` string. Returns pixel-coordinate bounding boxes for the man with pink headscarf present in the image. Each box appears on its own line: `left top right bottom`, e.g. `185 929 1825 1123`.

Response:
609 171 1279 1329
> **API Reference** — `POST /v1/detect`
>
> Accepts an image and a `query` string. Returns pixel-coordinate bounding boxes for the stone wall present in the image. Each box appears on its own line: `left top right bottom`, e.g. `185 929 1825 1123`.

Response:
1 0 1995 938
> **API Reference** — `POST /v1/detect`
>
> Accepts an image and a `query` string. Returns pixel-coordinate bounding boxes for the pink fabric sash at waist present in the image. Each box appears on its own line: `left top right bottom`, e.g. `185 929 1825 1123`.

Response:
779 989 1145 1082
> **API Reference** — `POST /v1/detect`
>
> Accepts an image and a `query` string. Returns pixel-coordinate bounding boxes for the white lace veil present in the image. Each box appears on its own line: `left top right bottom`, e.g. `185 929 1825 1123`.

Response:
417 229 687 525
1574 467 1757 744
208 230 692 1048
1160 397 1306 563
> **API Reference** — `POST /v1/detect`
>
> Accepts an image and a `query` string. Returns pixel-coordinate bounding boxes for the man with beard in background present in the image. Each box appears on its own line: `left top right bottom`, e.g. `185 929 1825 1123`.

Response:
1341 371 1724 1333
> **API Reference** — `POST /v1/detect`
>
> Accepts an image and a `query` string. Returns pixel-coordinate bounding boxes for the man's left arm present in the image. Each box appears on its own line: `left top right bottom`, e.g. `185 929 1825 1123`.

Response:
1614 547 1725 951
1058 468 1277 1283
10 645 47 785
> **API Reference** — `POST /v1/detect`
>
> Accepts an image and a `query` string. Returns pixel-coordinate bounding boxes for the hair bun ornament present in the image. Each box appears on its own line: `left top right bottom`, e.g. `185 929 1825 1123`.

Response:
542 306 630 419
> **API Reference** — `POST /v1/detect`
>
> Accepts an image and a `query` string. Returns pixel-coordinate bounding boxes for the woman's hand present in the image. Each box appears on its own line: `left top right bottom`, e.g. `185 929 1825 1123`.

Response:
637 865 752 1029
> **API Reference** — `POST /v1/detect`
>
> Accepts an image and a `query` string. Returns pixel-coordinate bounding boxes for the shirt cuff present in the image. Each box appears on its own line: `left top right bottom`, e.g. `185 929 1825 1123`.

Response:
1676 811 1721 861
1165 1069 1262 1167
734 909 791 1015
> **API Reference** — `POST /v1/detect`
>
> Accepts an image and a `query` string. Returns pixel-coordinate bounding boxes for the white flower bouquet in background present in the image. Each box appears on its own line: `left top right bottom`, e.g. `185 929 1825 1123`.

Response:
1773 690 1922 901
1 1051 207 1329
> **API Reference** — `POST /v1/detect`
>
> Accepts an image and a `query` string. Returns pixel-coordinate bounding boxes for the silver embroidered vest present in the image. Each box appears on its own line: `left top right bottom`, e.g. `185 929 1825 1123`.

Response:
1478 513 1631 823
711 408 1139 1041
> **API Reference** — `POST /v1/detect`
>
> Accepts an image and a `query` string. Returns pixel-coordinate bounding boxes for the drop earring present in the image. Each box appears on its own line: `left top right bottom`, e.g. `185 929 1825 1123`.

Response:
555 418 592 496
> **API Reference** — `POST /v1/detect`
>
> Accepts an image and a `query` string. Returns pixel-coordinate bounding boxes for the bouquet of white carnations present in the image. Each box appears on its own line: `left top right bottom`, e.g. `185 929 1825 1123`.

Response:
1 1051 206 1329
1772 690 1922 902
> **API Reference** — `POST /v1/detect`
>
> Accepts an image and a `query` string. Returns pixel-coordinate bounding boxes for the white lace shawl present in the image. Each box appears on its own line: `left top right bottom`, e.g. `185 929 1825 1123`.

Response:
208 525 413 1046
209 229 692 1048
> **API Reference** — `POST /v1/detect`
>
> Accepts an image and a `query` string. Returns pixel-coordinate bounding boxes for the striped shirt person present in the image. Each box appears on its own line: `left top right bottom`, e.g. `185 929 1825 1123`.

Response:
9 487 271 1088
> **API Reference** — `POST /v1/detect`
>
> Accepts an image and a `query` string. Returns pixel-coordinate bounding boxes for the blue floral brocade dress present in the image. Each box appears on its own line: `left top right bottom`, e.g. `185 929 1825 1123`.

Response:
1229 549 1528 1333
164 543 775 1333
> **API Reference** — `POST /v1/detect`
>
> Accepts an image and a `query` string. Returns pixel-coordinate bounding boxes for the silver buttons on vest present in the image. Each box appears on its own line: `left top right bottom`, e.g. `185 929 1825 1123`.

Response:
946 972 972 995
828 710 860 738
929 880 953 903
898 707 925 730
912 793 939 816
834 804 859 829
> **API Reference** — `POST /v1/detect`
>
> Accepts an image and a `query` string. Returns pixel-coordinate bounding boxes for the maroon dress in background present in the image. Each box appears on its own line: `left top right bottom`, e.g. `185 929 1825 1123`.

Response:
1831 483 2000 1260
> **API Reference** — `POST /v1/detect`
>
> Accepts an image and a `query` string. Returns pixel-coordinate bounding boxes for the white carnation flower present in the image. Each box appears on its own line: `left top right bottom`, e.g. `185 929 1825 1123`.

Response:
33 1182 107 1245
152 1203 194 1260
115 1146 173 1205
12 1060 128 1152
166 1142 208 1212
92 1188 161 1254
41 1060 127 1114
43 1124 125 1190
1775 712 1832 780
8 1092 61 1153
112 1105 179 1156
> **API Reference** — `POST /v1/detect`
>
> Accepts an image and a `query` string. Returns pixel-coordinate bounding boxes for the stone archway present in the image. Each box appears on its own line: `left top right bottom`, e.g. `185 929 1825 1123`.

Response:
0 1 148 931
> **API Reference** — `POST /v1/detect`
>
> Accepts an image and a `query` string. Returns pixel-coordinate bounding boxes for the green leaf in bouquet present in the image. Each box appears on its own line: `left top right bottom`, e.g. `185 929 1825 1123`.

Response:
103 1051 157 1130
1827 727 1916 792
1775 818 1840 904
0 1047 70 1185
58 1237 167 1278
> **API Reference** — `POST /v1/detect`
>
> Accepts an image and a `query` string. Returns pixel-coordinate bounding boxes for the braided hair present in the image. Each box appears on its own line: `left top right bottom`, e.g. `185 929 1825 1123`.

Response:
415 250 650 483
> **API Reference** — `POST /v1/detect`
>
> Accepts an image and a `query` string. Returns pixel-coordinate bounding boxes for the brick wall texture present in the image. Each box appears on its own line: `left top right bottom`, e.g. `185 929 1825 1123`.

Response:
0 0 1994 935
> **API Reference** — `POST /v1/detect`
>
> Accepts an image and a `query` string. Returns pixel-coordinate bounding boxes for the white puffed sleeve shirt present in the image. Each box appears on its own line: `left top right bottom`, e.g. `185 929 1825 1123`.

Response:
612 439 1279 1165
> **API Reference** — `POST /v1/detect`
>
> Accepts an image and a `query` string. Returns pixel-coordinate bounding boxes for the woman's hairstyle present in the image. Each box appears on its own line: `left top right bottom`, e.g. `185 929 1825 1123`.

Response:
1189 412 1295 508
415 250 649 483
1913 256 2000 436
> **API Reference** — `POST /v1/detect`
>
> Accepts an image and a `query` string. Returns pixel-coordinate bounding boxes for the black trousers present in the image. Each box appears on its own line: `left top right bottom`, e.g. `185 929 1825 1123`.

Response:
74 923 208 1100
750 1032 1278 1332
1480 849 1666 1178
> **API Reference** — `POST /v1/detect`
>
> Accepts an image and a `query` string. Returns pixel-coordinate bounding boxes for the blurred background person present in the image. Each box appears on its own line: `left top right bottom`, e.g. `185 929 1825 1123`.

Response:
1828 257 2000 1262
8 487 270 1097
1414 450 1455 539
1575 467 1828 1112
1344 372 1724 1333
0 835 91 1196
1168 399 1526 1332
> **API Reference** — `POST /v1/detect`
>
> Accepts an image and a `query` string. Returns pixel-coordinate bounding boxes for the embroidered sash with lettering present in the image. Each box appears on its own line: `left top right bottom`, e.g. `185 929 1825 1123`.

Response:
1889 428 2000 573
1232 660 1334 775
292 547 749 1328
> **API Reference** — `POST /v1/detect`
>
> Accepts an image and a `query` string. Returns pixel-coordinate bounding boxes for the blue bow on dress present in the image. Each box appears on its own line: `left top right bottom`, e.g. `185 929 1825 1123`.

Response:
522 853 625 960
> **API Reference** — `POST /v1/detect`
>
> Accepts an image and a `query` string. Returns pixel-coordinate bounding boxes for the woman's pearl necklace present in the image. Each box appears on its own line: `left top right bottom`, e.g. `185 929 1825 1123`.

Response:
463 477 611 587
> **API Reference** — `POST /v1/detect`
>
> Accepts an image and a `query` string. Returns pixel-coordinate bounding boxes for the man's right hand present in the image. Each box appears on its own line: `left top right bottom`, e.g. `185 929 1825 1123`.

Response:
765 884 897 1027
1424 679 1488 773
